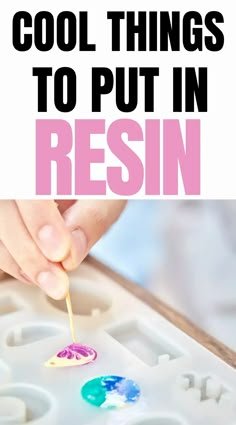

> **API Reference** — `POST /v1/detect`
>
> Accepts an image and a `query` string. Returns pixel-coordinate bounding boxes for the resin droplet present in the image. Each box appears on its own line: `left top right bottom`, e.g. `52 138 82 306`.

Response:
81 375 140 409
45 343 97 368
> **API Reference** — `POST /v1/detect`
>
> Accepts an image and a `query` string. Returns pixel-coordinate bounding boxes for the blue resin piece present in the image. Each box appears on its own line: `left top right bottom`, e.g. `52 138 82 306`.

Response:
81 375 141 409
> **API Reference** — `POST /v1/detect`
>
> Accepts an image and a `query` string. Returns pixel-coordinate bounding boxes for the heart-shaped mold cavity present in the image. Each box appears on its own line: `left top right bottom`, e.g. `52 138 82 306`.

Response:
46 280 112 316
0 384 56 423
5 323 65 347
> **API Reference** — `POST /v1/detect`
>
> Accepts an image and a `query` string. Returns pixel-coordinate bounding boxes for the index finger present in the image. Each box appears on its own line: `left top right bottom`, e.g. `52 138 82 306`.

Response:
16 200 73 262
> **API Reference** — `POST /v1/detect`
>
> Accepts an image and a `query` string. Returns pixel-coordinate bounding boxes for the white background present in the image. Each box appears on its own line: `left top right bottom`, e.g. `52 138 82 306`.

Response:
0 0 235 198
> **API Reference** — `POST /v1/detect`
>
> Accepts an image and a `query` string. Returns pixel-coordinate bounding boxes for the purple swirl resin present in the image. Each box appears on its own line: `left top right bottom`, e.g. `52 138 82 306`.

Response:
45 343 97 368
57 343 97 361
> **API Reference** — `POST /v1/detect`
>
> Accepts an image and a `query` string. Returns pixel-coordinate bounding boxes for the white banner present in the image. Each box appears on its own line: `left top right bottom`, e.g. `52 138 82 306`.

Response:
0 0 235 198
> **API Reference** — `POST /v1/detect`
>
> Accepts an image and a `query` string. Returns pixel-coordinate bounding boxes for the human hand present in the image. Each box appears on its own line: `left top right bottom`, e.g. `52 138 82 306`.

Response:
0 200 75 299
57 200 127 270
0 200 126 299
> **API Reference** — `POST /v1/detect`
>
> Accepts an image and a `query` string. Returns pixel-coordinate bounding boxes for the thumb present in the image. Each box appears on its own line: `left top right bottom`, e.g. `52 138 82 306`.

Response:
61 200 126 270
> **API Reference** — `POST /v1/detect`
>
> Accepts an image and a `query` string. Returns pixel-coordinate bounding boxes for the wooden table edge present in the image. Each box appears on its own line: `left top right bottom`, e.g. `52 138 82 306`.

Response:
86 255 236 369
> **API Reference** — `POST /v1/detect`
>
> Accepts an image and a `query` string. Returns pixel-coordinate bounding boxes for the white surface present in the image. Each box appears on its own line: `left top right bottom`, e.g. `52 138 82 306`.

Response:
0 396 26 424
0 0 235 198
0 261 236 424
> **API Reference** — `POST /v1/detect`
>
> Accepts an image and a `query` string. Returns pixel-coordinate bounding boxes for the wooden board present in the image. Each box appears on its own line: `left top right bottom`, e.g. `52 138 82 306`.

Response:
86 255 236 369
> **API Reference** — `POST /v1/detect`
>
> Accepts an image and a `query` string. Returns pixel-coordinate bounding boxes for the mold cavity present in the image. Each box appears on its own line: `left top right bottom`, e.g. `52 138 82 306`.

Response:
179 373 230 404
127 416 184 425
6 323 63 347
0 384 55 423
0 396 26 423
46 282 112 316
0 295 21 316
107 320 183 367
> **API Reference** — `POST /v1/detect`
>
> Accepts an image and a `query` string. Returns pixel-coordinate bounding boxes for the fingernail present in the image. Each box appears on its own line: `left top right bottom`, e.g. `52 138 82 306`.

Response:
62 228 87 270
37 267 69 300
38 225 70 262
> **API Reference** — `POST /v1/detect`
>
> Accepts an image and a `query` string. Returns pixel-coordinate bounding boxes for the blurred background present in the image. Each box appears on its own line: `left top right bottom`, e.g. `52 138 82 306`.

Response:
91 201 236 351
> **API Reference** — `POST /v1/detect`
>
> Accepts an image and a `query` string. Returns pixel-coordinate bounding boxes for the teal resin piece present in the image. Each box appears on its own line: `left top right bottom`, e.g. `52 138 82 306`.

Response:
81 375 141 409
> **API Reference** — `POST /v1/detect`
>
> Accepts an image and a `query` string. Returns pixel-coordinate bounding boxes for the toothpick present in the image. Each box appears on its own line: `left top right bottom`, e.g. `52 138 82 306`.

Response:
66 292 77 343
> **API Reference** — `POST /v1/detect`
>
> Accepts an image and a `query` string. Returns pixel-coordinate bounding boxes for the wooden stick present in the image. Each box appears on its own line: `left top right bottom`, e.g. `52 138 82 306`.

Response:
66 292 77 343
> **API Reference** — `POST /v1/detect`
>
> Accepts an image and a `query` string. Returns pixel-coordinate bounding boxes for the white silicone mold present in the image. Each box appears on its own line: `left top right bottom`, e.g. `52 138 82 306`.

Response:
0 261 236 425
